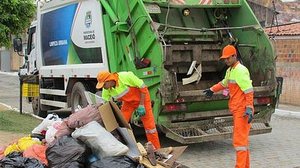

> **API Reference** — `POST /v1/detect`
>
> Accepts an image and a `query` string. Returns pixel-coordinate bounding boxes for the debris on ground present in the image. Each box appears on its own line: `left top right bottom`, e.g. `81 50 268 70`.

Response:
0 101 188 168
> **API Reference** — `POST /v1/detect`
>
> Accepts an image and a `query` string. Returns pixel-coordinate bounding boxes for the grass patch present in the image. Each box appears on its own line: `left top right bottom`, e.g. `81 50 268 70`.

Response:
0 110 41 133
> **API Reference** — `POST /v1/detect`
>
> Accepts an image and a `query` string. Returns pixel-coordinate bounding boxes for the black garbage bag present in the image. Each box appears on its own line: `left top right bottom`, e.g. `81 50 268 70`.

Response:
0 152 44 168
31 133 45 141
89 155 137 168
46 136 89 168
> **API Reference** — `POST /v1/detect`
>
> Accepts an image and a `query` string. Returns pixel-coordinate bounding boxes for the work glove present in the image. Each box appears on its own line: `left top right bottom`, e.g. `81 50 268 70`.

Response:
132 111 143 127
203 88 214 98
136 105 146 117
244 107 253 123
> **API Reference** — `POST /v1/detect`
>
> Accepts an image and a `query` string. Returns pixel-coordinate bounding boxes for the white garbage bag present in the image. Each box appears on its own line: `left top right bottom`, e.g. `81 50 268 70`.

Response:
72 121 129 158
45 120 63 144
32 114 61 134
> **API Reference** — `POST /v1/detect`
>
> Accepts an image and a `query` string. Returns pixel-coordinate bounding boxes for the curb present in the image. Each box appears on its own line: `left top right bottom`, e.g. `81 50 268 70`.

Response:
274 109 300 119
0 102 43 120
0 71 18 76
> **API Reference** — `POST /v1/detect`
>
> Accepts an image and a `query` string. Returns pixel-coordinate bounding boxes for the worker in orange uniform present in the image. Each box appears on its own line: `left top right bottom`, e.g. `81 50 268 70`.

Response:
203 45 254 168
96 71 161 149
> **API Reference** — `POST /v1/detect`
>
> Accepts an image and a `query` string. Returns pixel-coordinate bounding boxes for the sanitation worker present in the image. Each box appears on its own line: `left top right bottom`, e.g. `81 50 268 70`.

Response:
96 71 161 149
203 45 254 168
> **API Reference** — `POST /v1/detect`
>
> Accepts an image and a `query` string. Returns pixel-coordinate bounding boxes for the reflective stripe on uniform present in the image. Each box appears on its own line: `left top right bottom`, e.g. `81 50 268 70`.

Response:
243 88 253 94
235 146 248 151
140 83 146 88
220 81 226 87
223 62 253 92
228 79 237 84
113 88 129 99
145 128 157 134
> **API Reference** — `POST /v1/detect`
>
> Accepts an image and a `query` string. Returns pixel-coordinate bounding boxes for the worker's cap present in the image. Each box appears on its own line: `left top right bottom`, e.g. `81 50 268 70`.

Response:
96 71 111 89
220 45 237 59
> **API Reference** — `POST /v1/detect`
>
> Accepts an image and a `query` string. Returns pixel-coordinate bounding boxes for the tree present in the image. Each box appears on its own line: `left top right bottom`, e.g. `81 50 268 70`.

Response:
0 0 36 47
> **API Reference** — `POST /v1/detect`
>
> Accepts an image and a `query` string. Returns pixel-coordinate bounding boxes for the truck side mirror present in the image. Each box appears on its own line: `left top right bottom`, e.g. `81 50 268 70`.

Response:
13 38 23 53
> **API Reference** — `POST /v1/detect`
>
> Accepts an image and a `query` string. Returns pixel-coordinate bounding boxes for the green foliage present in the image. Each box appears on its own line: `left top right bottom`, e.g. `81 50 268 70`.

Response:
0 0 36 47
0 110 41 133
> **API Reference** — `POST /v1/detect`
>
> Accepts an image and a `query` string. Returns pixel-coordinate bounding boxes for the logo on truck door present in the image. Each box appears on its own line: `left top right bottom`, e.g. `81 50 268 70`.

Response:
85 11 92 28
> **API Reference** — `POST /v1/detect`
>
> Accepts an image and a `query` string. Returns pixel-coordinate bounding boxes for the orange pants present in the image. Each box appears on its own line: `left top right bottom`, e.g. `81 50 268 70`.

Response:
232 109 251 168
120 87 161 149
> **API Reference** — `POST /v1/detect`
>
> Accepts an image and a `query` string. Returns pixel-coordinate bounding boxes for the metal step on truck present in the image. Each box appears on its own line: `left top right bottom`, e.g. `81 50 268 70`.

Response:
13 0 282 144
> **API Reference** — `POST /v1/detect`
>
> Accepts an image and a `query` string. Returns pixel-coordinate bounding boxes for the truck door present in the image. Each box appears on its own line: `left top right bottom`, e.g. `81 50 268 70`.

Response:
27 26 37 74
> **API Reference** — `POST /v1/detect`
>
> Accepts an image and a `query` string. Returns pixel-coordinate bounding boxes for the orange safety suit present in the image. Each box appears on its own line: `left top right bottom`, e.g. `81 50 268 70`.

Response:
101 72 161 149
211 61 254 168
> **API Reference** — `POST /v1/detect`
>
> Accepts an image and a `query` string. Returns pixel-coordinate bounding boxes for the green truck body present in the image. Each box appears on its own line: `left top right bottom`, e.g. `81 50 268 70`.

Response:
102 0 278 143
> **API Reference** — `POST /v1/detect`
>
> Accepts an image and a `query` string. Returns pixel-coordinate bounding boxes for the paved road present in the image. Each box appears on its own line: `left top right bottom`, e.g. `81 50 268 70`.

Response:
1 72 300 168
175 115 300 168
0 72 32 113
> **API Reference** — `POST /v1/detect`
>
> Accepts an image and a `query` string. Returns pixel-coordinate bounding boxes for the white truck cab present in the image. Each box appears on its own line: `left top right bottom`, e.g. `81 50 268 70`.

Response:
17 0 109 116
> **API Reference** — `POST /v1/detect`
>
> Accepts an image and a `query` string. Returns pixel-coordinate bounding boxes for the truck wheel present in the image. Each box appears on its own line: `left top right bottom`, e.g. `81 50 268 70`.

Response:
32 97 47 118
71 82 88 112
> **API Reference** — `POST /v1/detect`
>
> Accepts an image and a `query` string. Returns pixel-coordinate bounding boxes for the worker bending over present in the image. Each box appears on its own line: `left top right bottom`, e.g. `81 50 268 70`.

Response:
204 45 254 168
96 71 161 149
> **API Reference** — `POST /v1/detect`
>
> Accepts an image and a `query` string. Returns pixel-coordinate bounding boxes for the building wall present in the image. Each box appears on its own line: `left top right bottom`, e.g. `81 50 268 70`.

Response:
274 37 300 106
0 50 11 72
248 1 274 27
10 49 23 71
0 37 26 72
0 48 23 72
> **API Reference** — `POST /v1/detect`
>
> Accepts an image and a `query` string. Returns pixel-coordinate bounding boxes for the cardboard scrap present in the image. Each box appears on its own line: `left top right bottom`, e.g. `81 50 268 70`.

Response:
109 101 130 129
137 142 147 156
137 143 187 168
164 146 188 166
139 157 165 168
98 101 130 132
97 101 187 168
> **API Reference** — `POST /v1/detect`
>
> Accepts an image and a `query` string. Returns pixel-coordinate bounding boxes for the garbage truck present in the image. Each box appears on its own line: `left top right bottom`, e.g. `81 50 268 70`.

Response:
14 0 282 144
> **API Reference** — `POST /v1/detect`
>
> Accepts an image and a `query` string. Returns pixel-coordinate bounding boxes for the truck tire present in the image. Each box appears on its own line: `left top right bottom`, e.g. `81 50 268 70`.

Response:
71 82 88 112
32 97 47 118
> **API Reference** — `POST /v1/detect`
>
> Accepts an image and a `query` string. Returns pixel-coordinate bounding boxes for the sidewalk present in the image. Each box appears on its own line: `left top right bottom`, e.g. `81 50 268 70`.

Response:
277 104 300 112
0 71 18 76
275 103 300 119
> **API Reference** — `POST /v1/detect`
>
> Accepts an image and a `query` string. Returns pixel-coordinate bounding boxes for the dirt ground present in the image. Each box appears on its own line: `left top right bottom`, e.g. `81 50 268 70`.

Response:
0 103 10 111
0 131 27 147
0 104 28 147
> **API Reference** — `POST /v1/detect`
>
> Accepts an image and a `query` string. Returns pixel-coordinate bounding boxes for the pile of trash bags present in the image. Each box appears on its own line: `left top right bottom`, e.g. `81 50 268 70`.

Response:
0 103 187 168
